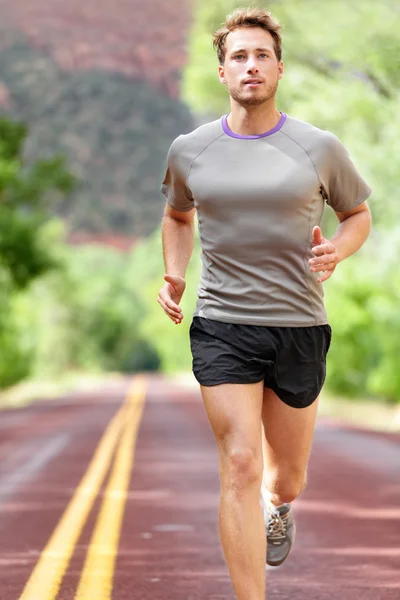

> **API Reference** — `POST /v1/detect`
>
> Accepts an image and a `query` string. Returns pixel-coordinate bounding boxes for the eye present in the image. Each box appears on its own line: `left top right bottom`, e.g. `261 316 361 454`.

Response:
259 53 269 58
233 54 245 60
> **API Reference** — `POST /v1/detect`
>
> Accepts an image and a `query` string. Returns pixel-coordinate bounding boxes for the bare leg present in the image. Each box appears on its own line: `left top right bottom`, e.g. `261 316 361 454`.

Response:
201 381 266 600
261 389 319 506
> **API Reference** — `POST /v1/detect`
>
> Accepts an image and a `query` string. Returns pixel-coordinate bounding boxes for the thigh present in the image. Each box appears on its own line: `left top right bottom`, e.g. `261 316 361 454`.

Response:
201 381 264 458
261 387 319 475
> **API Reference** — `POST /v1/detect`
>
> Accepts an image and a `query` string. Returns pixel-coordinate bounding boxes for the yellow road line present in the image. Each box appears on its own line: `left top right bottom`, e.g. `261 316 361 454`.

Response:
18 378 145 600
75 375 147 599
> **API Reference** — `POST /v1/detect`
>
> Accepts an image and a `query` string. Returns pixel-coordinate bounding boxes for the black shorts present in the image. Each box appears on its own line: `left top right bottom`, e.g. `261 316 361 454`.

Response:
189 317 332 409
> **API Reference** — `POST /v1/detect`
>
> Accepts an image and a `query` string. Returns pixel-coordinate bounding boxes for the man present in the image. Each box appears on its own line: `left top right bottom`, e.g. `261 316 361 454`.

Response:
157 6 372 599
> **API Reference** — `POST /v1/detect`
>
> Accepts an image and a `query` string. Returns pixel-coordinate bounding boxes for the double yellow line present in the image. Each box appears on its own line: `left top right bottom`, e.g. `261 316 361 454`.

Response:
19 375 147 600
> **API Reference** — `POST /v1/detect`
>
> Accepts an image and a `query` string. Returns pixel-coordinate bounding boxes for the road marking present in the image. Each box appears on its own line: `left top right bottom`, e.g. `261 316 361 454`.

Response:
18 378 146 600
75 375 147 599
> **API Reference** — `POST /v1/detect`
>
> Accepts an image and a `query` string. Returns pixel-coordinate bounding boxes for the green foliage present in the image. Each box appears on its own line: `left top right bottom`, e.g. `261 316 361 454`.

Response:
21 244 162 377
0 292 33 387
325 230 400 402
0 117 75 387
0 118 75 288
0 35 194 237
0 116 162 386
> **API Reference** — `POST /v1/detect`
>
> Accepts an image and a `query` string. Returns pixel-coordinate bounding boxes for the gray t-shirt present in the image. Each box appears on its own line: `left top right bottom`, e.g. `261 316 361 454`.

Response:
161 113 371 326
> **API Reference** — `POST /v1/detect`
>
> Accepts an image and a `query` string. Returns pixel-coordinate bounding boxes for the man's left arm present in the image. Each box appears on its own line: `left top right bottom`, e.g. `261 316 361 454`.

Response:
309 202 372 283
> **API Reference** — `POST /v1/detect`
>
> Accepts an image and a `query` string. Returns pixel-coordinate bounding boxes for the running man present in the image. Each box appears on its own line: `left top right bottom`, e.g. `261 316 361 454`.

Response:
157 7 372 599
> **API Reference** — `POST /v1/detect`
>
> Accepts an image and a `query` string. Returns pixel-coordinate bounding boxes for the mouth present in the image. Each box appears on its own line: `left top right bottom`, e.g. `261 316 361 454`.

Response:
243 79 263 87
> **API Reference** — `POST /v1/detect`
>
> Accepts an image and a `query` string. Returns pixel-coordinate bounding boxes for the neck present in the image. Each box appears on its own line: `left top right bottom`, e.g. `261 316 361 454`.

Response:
227 101 281 136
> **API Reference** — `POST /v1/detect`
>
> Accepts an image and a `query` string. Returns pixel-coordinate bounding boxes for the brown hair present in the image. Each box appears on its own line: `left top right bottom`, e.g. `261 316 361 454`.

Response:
213 7 282 65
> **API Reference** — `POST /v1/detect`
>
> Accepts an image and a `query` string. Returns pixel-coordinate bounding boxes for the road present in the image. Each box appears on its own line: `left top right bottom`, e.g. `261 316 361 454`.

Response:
0 374 398 599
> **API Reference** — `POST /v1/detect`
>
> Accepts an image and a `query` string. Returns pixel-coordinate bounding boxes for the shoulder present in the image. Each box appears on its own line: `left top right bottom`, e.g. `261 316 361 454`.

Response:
282 115 349 167
282 115 337 149
167 118 224 161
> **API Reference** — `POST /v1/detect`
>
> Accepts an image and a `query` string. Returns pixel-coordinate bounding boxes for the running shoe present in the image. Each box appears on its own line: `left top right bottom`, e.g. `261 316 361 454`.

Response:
263 502 296 566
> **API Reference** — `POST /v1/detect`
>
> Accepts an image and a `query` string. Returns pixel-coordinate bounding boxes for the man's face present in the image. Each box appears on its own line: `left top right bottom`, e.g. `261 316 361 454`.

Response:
218 27 284 107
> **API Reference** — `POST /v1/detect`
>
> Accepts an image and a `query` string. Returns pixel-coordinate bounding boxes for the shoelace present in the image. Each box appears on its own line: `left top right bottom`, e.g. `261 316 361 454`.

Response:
267 510 288 543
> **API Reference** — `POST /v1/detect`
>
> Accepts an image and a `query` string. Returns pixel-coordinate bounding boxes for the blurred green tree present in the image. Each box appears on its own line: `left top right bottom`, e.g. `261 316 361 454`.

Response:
0 117 75 386
0 118 75 288
15 243 162 379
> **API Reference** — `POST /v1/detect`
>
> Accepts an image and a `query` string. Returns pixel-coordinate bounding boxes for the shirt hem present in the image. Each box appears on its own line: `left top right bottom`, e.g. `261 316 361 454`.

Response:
193 311 329 327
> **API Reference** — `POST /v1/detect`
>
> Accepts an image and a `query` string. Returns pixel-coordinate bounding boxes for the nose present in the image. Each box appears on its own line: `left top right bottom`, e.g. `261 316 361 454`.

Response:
246 57 259 73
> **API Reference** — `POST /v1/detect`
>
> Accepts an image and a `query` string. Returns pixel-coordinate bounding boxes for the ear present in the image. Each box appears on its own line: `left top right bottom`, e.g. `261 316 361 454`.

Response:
278 61 284 80
218 65 226 84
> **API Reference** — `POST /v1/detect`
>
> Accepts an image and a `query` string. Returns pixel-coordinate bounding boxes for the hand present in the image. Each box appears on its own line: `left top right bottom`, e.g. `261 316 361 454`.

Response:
308 226 339 283
157 274 186 324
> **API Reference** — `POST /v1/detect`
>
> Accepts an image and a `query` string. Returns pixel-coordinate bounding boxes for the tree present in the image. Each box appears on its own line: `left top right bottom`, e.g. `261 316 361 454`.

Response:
0 118 75 288
0 117 75 387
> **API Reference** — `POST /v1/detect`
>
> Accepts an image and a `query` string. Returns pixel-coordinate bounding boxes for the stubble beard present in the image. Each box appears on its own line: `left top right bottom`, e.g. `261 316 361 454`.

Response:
229 78 279 107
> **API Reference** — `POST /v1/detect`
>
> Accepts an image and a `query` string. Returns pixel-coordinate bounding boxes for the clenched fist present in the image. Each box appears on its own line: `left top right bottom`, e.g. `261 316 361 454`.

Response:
308 226 339 283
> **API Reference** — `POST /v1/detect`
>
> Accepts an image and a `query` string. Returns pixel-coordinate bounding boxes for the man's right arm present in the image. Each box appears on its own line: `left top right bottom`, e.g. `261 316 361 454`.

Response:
158 203 196 324
162 204 196 279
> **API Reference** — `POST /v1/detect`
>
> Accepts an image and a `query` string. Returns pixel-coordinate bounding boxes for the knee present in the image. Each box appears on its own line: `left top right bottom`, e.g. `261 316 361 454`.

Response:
266 467 307 504
221 446 263 497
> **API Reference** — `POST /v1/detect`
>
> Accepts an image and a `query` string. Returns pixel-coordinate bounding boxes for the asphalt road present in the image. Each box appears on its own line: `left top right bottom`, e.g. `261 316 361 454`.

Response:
0 374 399 600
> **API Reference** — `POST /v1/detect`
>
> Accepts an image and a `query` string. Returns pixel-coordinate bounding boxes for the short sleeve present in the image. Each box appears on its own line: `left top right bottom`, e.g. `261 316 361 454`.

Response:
161 136 194 212
323 133 372 212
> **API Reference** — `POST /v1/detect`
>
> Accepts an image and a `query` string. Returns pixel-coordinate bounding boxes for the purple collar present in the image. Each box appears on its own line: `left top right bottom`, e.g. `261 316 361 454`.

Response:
222 112 287 139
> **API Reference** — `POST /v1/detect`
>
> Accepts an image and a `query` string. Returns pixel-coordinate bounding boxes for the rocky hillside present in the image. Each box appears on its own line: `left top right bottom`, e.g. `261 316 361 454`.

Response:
0 0 191 98
0 0 194 240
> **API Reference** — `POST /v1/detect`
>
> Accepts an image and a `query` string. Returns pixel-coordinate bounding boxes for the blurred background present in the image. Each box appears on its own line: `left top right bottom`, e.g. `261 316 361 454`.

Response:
0 0 399 424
